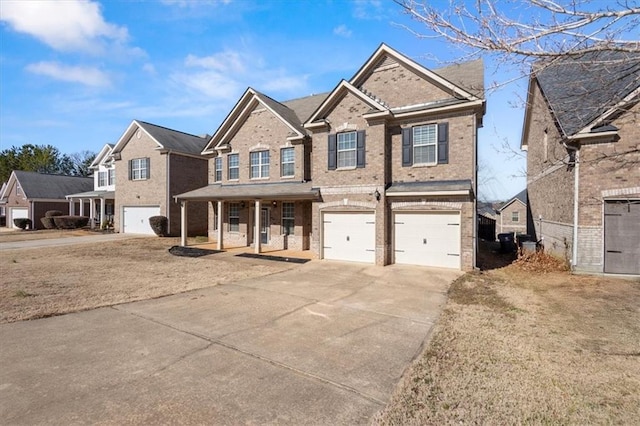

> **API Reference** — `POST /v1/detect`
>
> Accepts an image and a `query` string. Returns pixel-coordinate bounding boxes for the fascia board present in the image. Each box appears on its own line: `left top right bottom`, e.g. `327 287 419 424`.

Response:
392 99 484 119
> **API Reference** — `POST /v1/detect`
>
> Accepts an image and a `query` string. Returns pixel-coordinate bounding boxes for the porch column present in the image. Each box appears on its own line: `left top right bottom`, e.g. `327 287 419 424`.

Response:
254 199 261 254
180 201 188 247
79 199 84 216
100 198 106 228
217 201 223 250
89 199 96 229
69 199 75 215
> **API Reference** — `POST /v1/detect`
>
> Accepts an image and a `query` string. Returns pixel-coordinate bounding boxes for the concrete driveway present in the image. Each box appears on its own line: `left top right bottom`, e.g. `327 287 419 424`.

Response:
0 260 460 425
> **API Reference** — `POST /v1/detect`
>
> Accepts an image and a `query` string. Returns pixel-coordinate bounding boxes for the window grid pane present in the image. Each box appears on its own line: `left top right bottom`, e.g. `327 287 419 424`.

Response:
131 158 148 180
337 132 357 168
228 154 239 180
413 125 437 164
282 202 294 235
250 150 270 178
281 147 295 177
108 169 115 185
214 157 222 182
229 203 240 232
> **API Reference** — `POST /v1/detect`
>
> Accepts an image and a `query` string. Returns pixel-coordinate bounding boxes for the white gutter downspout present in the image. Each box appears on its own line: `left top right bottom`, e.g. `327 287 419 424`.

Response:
472 113 478 270
166 152 171 235
563 142 579 269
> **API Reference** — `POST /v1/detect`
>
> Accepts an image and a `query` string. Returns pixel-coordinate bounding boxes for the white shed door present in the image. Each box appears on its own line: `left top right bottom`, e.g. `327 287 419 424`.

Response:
323 212 375 263
123 206 160 235
9 207 28 228
394 212 461 269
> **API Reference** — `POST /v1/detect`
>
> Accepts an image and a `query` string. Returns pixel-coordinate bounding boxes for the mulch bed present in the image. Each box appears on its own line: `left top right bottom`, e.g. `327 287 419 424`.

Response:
168 246 222 258
235 252 310 264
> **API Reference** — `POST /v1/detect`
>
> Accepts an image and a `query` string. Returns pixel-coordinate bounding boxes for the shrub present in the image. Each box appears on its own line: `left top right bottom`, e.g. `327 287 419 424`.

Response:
13 218 32 230
149 215 168 237
40 217 56 229
53 215 89 229
45 210 64 217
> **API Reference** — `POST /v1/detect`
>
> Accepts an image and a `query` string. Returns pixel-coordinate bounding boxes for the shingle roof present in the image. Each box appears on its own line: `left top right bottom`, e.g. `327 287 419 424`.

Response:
433 58 485 99
387 179 472 194
498 189 527 212
137 121 208 156
13 171 93 200
282 92 330 123
175 181 319 201
535 51 640 136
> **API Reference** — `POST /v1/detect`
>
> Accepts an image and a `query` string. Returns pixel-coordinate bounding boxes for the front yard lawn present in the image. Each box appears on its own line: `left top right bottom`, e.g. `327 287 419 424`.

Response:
375 265 640 424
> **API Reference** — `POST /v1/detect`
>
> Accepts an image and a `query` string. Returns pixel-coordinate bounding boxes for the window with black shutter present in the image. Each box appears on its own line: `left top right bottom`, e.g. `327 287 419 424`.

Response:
401 122 448 166
328 130 366 169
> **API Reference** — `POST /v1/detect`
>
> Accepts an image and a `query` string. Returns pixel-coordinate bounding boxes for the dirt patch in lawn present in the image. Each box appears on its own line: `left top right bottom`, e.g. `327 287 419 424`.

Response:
375 266 640 425
0 237 298 323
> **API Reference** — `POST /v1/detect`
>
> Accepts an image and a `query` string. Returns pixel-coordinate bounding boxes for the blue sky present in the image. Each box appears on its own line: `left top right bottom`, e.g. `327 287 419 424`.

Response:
0 0 528 201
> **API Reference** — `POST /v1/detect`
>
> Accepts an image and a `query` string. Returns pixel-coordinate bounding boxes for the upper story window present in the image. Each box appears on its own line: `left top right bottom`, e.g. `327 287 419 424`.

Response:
250 150 270 179
281 147 294 177
228 154 239 180
108 169 115 186
16 183 23 196
282 202 294 235
129 158 150 181
214 157 223 182
402 122 448 167
337 132 357 168
413 125 437 165
328 130 365 170
98 171 108 187
512 211 520 222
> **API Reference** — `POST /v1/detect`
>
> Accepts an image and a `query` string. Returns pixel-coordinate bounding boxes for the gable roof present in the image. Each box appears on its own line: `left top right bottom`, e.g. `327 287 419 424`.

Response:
534 51 640 136
9 170 93 200
89 143 114 169
112 120 208 157
433 59 485 99
203 88 329 154
498 189 527 212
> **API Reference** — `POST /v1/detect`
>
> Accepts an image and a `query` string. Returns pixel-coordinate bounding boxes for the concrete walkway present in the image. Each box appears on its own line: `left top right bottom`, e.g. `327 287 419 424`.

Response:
0 260 460 424
0 232 149 250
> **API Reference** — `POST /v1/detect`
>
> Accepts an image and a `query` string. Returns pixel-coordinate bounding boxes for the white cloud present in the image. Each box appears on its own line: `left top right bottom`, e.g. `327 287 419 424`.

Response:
0 0 128 53
185 51 246 73
353 0 385 20
26 62 111 87
142 63 157 75
261 74 308 93
333 25 352 38
171 70 242 100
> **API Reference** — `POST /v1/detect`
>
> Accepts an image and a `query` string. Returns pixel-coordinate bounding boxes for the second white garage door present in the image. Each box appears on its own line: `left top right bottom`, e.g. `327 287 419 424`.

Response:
394 211 461 269
323 212 375 263
122 206 160 235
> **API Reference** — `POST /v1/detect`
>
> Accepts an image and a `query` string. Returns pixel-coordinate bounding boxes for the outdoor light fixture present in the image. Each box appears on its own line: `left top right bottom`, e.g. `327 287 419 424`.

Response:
272 201 277 207
240 201 245 209
373 189 381 201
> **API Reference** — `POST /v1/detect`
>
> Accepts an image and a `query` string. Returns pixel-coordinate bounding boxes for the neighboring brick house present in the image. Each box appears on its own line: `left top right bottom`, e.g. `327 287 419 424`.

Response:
177 44 485 270
1 170 92 229
66 143 116 228
496 189 527 237
110 120 209 236
521 51 640 275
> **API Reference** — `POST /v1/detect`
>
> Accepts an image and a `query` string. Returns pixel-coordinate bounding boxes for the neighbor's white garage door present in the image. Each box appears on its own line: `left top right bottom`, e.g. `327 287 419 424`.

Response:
323 212 375 263
394 211 461 269
122 206 160 235
9 207 28 228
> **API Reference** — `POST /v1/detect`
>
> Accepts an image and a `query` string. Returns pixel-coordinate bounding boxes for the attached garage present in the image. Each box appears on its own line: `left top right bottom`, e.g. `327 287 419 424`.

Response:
394 211 461 269
122 206 160 235
9 207 28 229
604 200 640 275
322 212 375 263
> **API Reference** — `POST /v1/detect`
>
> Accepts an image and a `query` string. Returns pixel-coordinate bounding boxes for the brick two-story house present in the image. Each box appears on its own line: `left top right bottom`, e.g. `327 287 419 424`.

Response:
522 51 640 275
496 189 527 237
177 44 485 270
111 120 209 236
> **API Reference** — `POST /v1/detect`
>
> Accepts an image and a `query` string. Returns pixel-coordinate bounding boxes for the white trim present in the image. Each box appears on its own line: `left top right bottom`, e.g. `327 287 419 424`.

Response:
386 190 469 197
392 99 485 119
602 187 640 198
391 201 463 210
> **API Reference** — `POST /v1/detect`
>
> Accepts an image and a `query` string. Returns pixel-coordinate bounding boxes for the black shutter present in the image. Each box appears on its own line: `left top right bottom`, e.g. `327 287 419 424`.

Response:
328 134 337 170
437 122 449 164
356 130 366 168
145 157 151 179
128 159 132 180
401 128 412 166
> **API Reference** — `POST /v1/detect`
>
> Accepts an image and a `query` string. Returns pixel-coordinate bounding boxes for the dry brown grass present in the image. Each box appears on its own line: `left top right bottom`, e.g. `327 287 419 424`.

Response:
375 266 640 425
0 228 95 243
0 237 296 323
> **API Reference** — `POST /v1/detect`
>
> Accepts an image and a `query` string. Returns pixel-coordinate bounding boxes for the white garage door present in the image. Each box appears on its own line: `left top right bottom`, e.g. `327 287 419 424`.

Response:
394 212 461 269
9 207 28 229
323 212 375 263
123 206 160 235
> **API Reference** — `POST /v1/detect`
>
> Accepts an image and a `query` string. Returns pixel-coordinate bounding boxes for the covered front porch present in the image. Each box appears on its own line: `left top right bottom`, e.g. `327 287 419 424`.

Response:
65 190 115 229
175 181 319 255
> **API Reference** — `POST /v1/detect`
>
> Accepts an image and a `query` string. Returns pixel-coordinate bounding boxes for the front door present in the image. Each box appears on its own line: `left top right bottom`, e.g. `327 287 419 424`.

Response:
260 207 270 244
